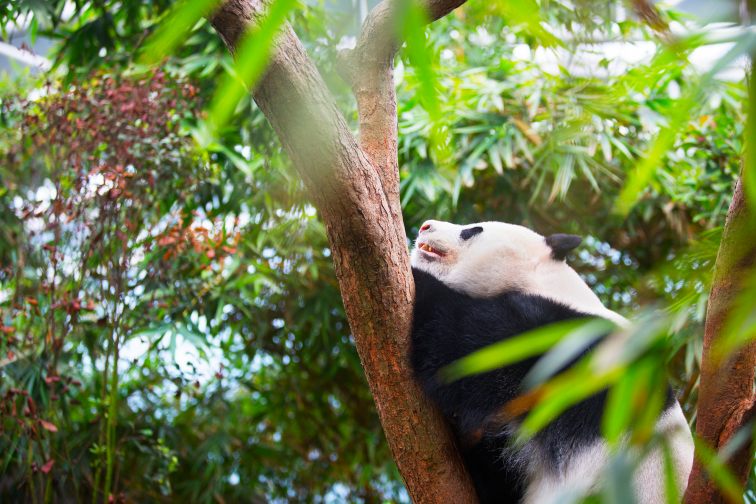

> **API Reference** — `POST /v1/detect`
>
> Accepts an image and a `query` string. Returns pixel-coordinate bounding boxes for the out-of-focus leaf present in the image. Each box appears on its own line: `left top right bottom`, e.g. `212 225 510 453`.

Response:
602 451 638 504
440 318 601 383
39 419 58 432
745 42 756 205
518 366 622 440
615 32 756 214
140 0 221 66
489 0 561 48
690 434 743 503
40 459 55 474
602 362 643 445
206 0 297 136
713 236 756 363
662 441 681 504
523 318 615 387
399 0 454 167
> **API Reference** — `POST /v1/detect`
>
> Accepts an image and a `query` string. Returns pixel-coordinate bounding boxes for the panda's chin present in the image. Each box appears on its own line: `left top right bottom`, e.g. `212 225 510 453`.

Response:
411 250 439 270
418 249 443 261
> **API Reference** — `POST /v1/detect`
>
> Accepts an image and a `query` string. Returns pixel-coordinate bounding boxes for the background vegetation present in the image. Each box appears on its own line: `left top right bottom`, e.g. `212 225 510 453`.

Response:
0 0 753 502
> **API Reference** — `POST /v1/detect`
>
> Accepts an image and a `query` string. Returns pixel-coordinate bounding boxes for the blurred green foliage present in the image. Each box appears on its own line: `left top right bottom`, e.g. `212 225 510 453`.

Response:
0 0 754 503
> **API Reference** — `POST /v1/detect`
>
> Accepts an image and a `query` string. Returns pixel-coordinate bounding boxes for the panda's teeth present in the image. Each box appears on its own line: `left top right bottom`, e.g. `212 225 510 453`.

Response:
419 242 441 255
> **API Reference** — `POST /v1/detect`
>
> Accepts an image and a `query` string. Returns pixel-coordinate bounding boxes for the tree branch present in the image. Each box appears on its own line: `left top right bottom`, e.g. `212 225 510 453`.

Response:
210 1 477 501
683 178 756 504
684 4 756 499
340 0 467 226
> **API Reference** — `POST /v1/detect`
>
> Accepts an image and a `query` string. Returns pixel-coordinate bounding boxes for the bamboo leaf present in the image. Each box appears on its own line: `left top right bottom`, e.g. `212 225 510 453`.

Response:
523 318 614 387
602 363 642 445
441 318 600 383
615 33 756 215
690 434 743 503
662 441 681 504
206 0 298 136
602 451 638 504
139 0 221 66
518 366 622 440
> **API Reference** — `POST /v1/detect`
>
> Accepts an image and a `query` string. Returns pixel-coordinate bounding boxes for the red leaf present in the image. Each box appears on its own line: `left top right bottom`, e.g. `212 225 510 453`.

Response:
39 420 58 432
40 459 54 474
158 236 176 247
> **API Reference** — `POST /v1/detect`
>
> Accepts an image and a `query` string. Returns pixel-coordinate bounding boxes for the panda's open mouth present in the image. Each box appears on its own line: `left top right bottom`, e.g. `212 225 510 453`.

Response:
417 242 446 258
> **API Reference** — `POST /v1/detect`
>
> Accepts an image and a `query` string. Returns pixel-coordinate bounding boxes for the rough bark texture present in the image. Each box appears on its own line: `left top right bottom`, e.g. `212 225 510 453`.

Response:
210 1 477 502
339 0 467 228
685 6 756 499
683 178 756 504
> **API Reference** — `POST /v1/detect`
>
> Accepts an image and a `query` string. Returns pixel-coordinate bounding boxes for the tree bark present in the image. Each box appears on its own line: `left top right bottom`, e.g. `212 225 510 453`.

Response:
210 1 477 502
684 4 756 500
338 0 466 225
683 181 756 504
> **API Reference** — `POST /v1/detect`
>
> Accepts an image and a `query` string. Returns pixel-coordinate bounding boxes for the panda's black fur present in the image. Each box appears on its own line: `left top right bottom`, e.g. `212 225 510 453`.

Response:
410 267 673 503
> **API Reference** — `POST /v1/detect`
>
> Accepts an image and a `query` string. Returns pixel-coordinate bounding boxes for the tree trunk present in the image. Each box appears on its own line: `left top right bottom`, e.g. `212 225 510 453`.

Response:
684 5 756 500
210 1 478 502
683 177 756 504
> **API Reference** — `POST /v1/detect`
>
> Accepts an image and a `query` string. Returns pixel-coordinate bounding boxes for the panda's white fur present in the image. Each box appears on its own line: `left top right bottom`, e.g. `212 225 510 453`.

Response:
409 219 694 503
411 220 627 326
521 405 693 504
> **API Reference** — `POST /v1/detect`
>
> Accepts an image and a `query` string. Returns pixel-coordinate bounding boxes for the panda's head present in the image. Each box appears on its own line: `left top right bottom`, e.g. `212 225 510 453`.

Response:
410 220 582 298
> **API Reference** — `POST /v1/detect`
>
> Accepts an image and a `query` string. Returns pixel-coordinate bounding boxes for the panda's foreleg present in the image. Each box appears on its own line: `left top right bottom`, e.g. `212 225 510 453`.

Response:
522 402 694 504
632 403 694 503
522 439 609 504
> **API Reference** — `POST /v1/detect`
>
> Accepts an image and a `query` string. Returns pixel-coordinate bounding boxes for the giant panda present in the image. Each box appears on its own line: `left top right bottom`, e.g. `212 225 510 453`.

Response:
409 219 694 504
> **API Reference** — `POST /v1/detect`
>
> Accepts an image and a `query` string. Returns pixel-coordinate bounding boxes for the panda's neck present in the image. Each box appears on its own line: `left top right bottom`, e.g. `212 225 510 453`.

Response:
530 262 628 327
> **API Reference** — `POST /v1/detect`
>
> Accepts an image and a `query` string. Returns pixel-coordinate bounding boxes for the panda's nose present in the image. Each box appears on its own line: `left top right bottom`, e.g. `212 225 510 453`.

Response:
419 222 432 233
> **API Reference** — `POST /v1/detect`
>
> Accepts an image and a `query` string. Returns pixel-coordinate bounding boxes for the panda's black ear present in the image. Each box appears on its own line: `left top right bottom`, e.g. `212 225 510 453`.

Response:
545 234 582 261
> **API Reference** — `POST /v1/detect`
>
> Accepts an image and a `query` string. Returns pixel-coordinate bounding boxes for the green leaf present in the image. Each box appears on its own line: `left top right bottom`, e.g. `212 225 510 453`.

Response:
744 37 756 206
440 318 603 383
491 0 561 48
603 365 639 445
206 0 298 136
712 269 756 362
523 318 615 387
139 0 220 66
399 0 453 166
615 32 756 215
602 357 667 445
519 366 623 440
662 441 681 504
690 434 743 503
602 451 638 504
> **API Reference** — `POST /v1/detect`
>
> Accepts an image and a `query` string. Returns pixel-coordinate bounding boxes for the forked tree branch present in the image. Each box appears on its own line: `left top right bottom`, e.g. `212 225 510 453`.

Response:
210 1 477 501
340 0 468 228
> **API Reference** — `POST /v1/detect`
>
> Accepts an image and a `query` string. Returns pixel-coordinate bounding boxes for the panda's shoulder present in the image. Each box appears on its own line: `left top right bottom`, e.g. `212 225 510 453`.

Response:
412 267 447 294
503 290 589 324
412 266 585 328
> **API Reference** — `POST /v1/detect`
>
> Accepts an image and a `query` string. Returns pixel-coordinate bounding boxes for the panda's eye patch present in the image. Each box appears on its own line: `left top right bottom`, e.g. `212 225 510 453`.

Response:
460 226 483 241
